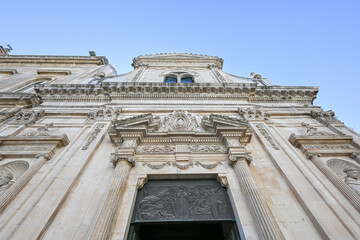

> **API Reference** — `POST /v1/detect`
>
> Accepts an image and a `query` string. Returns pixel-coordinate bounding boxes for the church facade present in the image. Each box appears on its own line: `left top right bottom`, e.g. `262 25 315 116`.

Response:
0 47 359 239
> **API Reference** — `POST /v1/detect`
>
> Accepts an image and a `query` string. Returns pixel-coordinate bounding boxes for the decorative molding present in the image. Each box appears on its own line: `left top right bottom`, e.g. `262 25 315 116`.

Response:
289 133 358 157
301 122 336 136
136 175 148 189
137 145 175 154
142 162 171 170
217 174 229 187
256 124 279 150
303 144 354 150
0 145 52 151
195 161 222 169
228 153 253 166
157 110 200 132
188 145 226 153
24 123 53 136
35 83 318 103
172 161 193 170
81 124 106 150
239 107 270 121
11 110 44 126
0 135 69 158
87 107 121 121
110 154 135 167
310 110 342 125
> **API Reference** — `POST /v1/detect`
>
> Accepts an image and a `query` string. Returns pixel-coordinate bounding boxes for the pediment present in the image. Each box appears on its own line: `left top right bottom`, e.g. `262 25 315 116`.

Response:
108 112 252 145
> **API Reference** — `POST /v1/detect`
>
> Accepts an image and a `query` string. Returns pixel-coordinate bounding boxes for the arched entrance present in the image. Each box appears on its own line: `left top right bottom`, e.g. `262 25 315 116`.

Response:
127 179 241 240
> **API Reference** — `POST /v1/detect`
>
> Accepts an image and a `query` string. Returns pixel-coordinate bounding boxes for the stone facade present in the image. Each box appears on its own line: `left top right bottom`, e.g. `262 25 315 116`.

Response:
0 50 359 239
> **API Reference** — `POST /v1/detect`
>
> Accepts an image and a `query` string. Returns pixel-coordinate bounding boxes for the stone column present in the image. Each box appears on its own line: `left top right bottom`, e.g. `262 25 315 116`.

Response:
229 154 285 240
307 153 360 212
0 153 50 213
89 139 136 240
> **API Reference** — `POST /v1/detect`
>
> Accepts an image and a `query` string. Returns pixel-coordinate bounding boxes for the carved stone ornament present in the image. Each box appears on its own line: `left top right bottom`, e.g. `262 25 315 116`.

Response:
137 145 175 154
157 111 200 132
195 161 222 169
327 159 360 195
87 107 121 121
239 107 269 121
12 110 44 126
110 154 135 167
188 145 226 153
301 122 336 136
256 124 279 150
25 122 53 136
36 82 318 104
81 123 106 150
228 154 253 166
132 180 235 223
143 162 171 170
217 174 229 187
172 161 193 170
288 132 357 157
0 135 69 158
136 175 148 189
0 161 29 194
310 110 342 125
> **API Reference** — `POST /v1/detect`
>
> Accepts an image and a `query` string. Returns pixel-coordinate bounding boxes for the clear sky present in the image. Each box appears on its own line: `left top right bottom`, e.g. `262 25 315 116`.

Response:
2 0 359 131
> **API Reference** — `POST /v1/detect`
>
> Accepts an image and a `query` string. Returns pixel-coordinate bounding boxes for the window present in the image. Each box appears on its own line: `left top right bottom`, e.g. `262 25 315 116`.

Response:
181 75 194 83
164 75 177 83
164 73 194 83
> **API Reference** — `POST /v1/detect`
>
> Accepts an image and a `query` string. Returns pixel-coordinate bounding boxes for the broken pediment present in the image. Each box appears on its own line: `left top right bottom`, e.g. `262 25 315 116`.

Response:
108 112 252 147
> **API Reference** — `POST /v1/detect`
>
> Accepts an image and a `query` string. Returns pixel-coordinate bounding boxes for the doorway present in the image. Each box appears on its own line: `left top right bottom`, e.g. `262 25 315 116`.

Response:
127 179 241 240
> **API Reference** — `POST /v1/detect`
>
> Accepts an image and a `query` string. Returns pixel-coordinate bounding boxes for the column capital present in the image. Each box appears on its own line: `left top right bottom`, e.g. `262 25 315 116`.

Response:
35 153 51 161
228 153 253 166
110 154 135 167
306 152 321 160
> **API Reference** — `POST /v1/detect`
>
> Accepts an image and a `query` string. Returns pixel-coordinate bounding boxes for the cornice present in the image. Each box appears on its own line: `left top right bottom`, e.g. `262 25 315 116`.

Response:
0 55 108 65
132 53 223 69
0 134 69 158
0 92 42 106
34 83 318 103
289 133 359 157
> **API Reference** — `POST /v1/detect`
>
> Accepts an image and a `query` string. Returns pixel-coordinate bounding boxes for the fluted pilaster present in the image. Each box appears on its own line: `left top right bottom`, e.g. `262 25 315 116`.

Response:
0 154 50 213
230 155 284 240
89 157 134 240
307 154 360 212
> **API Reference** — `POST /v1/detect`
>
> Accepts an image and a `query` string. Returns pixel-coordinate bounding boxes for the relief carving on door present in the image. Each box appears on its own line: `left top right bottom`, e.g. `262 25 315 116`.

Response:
132 180 234 223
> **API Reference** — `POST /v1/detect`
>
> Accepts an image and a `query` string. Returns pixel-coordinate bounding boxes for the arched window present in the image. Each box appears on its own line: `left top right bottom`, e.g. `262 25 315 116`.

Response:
164 75 177 83
180 75 194 83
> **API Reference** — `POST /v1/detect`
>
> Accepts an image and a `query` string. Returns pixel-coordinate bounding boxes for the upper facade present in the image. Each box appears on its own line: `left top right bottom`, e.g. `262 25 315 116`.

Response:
101 53 273 85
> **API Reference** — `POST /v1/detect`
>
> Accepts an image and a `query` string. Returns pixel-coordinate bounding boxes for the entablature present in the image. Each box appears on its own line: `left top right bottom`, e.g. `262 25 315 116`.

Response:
34 83 318 103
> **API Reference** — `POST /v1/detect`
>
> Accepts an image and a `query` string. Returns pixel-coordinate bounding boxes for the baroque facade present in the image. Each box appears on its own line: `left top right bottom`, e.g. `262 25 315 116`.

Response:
0 46 359 239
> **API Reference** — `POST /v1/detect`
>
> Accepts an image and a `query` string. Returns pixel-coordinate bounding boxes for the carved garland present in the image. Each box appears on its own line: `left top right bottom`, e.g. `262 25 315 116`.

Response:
142 161 223 170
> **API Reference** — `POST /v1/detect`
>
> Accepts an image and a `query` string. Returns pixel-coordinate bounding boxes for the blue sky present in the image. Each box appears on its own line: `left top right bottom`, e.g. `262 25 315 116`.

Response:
2 0 359 131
